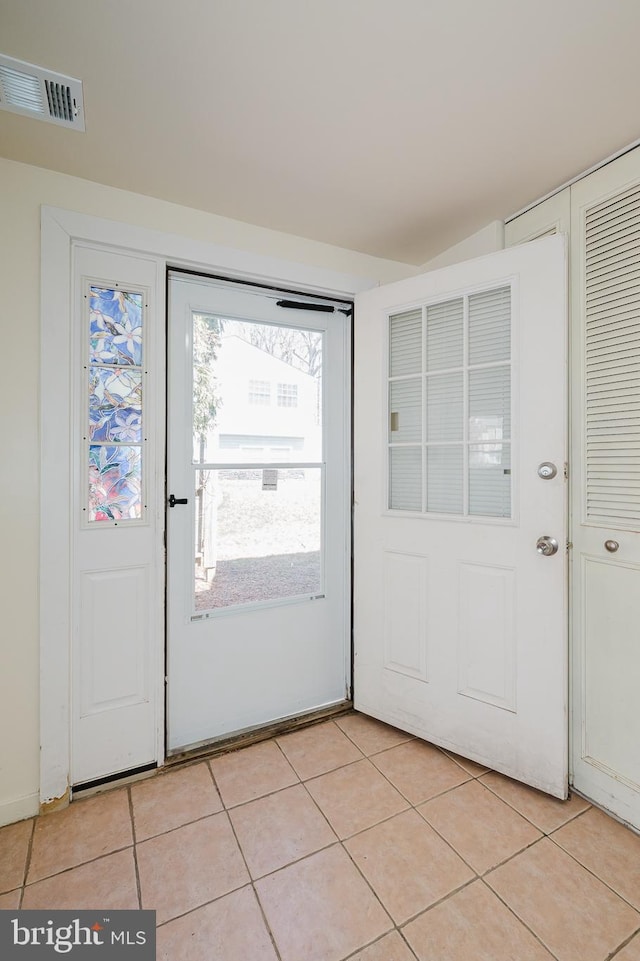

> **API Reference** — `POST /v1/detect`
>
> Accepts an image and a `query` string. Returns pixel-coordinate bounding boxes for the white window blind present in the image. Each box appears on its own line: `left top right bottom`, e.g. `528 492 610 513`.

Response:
388 287 512 518
585 184 640 524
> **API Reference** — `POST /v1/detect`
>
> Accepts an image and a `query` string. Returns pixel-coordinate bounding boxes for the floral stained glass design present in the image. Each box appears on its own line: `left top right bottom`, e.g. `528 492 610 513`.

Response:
89 446 142 521
90 287 143 366
87 286 144 523
89 367 142 442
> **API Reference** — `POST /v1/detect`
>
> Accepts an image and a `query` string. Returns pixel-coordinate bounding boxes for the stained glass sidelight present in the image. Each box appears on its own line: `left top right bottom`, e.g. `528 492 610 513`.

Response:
86 286 144 522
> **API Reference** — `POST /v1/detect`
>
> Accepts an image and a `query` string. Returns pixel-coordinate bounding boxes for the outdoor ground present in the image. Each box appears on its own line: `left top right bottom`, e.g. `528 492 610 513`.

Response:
195 472 322 609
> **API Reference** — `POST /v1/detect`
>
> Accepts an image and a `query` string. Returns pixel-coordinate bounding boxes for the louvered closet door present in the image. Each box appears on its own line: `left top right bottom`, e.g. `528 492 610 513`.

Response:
571 149 640 829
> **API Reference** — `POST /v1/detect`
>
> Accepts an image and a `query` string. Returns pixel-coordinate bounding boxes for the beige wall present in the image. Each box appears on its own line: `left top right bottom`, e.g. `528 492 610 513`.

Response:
419 221 504 272
0 158 418 824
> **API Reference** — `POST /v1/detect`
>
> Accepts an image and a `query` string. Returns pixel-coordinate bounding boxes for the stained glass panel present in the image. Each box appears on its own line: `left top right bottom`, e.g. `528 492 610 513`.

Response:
90 286 143 366
89 367 142 442
88 445 142 521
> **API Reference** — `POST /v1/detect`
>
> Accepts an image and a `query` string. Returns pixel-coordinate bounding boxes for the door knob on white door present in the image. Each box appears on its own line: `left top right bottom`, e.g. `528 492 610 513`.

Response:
536 535 559 556
604 539 619 553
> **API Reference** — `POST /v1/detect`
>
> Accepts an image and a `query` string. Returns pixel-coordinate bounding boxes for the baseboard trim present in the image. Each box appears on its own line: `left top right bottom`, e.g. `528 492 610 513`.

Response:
0 791 39 827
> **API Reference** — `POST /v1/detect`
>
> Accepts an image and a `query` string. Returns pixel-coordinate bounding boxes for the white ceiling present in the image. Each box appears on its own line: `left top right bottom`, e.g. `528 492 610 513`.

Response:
2 0 640 264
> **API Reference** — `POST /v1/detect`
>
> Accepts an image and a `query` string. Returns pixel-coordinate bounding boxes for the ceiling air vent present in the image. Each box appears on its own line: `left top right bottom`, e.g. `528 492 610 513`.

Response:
0 54 85 131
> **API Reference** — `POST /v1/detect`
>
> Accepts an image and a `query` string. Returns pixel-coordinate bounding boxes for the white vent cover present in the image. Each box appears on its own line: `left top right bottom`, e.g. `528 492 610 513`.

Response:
0 54 85 130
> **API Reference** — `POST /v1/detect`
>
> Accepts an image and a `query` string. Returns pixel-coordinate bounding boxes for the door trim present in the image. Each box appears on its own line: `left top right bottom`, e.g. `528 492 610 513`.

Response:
40 205 374 809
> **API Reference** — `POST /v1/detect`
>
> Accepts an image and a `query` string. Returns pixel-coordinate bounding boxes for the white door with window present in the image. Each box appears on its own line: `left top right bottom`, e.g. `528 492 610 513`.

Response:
167 274 351 752
354 236 568 797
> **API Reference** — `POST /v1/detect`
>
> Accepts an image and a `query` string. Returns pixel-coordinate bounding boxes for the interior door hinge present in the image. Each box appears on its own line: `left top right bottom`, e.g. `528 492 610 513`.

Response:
564 462 569 479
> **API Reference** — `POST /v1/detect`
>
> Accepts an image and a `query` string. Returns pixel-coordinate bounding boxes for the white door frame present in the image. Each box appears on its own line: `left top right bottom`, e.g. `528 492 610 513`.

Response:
40 205 374 809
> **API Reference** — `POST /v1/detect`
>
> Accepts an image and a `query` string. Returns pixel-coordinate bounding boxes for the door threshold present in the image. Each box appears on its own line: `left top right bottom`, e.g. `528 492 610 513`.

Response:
165 700 353 767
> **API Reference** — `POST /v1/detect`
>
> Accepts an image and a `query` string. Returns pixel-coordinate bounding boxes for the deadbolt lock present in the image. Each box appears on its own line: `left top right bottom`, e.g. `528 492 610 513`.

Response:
537 462 557 480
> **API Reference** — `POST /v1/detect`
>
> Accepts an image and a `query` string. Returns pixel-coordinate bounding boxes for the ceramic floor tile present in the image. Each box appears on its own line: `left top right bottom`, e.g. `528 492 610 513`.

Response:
552 806 640 909
335 713 414 756
442 750 490 778
137 812 249 924
615 934 640 961
0 889 21 909
371 740 471 805
403 879 554 961
345 809 474 924
22 849 138 909
277 721 364 780
0 817 32 892
28 789 132 882
305 758 409 839
229 783 336 878
157 886 279 961
349 931 418 961
418 779 541 873
480 771 591 833
255 844 392 961
131 762 222 840
486 837 640 961
210 739 298 807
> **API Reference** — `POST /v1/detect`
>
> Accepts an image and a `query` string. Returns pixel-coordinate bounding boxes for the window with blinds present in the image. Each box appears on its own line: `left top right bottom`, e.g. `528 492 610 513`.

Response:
388 287 512 517
585 184 640 525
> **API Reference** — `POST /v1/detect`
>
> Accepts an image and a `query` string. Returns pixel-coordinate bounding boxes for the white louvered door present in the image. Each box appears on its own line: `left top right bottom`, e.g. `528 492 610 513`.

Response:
571 151 640 828
354 236 568 797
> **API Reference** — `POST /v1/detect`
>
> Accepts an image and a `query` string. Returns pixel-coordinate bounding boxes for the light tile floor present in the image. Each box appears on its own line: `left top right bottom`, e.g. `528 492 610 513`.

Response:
2 714 640 961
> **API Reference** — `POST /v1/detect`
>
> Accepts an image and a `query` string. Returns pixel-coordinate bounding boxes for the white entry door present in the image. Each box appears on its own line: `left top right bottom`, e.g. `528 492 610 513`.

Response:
354 235 569 798
167 273 351 752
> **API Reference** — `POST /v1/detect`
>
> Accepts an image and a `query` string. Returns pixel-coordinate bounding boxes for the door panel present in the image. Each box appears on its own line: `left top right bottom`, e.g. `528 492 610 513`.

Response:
166 274 351 752
354 236 568 797
72 246 160 785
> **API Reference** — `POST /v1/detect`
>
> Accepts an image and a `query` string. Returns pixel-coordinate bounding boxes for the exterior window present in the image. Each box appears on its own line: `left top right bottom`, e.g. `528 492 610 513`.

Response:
87 285 144 523
277 383 298 407
249 379 270 405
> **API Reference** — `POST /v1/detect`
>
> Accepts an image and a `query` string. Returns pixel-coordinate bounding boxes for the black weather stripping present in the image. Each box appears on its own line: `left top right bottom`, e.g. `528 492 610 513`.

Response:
277 299 353 316
277 299 334 312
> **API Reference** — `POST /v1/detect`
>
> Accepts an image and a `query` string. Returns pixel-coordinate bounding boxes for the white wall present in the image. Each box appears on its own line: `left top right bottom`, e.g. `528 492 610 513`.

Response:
419 221 505 271
0 158 417 825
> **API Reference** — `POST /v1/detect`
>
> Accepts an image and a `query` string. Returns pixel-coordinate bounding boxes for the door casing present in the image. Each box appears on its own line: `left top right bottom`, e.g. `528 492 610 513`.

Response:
39 206 374 810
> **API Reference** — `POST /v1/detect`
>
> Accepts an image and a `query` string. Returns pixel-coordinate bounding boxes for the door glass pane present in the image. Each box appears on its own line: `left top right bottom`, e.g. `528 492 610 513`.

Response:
389 447 422 510
389 309 422 376
193 316 323 465
427 372 463 442
469 443 511 517
426 298 463 370
194 468 322 611
389 378 421 443
469 366 511 441
426 446 463 514
469 286 511 364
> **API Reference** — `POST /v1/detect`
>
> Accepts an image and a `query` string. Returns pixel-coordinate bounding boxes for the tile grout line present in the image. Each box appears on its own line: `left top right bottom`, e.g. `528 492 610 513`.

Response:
221 806 285 961
20 844 135 887
127 786 143 911
478 875 564 961
479 775 592 835
18 817 36 908
546 830 640 919
608 928 640 960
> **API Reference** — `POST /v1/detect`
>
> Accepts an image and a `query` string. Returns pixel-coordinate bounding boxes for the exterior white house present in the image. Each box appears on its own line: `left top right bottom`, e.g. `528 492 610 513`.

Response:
211 335 321 463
